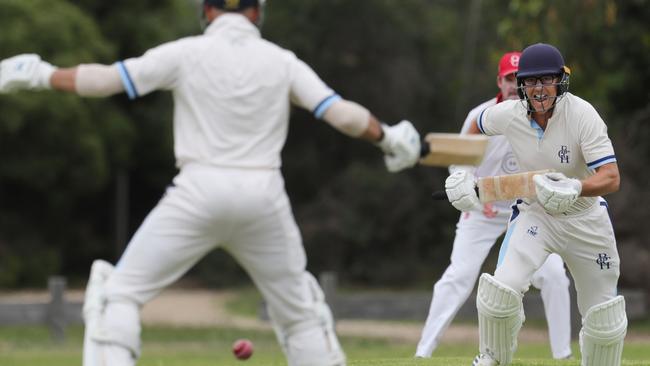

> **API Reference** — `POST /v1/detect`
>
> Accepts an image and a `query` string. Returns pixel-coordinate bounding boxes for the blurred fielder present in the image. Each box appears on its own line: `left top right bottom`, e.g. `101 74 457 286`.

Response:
444 43 625 366
415 52 572 360
0 1 422 365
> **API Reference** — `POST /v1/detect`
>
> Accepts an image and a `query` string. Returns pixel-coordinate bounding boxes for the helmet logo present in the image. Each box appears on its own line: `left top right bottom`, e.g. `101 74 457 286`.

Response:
225 0 240 10
510 55 520 67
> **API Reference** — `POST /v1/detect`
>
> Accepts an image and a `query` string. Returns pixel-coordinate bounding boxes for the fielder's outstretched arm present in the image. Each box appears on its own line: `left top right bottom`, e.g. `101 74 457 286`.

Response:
2 54 422 173
0 54 124 97
319 98 420 172
51 64 124 97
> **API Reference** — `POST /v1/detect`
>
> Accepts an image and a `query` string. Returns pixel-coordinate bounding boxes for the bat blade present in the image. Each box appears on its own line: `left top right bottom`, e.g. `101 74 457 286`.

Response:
419 133 489 167
431 169 554 203
477 169 552 203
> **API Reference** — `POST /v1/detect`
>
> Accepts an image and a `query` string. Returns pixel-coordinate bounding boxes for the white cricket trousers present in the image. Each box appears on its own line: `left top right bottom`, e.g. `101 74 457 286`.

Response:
495 199 620 318
103 163 337 351
416 209 572 359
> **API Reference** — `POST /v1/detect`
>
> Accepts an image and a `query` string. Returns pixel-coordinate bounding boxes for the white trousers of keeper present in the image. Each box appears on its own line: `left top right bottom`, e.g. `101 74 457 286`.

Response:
95 163 345 366
416 209 572 359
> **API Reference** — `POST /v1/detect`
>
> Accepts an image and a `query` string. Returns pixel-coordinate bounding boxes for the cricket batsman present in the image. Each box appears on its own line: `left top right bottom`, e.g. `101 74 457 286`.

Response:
0 1 422 365
416 51 572 360
445 43 626 366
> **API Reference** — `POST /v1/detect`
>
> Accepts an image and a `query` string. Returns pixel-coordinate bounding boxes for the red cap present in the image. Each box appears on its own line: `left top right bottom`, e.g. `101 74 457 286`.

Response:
498 51 521 77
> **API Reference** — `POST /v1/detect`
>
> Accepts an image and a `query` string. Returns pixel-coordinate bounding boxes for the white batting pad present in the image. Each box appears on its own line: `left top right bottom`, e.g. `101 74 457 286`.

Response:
269 273 345 366
476 273 524 365
83 260 114 321
580 295 627 366
83 260 114 366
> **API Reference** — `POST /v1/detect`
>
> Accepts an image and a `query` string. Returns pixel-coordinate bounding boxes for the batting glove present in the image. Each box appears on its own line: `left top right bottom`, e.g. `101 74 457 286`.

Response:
376 120 421 172
445 170 481 212
533 172 582 214
0 54 57 93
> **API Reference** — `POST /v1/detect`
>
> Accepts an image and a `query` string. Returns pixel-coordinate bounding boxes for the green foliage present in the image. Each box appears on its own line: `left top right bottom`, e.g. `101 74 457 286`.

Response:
0 0 649 293
0 0 128 286
0 0 195 286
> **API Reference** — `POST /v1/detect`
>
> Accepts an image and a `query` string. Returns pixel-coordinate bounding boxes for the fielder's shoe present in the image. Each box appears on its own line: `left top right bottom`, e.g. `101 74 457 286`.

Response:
472 353 498 366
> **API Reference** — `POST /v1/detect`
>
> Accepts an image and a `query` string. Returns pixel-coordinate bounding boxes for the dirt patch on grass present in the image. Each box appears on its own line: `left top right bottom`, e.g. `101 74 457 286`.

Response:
3 288 649 344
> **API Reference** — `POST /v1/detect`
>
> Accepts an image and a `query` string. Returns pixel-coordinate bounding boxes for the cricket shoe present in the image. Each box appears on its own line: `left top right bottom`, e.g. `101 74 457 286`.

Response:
472 353 498 366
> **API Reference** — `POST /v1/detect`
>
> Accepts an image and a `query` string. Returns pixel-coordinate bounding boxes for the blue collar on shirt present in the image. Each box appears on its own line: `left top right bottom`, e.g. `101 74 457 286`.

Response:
529 119 544 140
527 95 569 140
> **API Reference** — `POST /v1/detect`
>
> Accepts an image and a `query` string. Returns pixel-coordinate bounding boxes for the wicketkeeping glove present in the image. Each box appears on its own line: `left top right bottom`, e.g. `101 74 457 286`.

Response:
0 54 57 93
445 170 481 212
376 120 421 172
533 172 582 214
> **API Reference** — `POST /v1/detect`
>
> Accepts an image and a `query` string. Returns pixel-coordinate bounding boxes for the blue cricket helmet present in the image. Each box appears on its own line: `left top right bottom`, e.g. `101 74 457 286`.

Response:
516 43 571 103
516 43 566 78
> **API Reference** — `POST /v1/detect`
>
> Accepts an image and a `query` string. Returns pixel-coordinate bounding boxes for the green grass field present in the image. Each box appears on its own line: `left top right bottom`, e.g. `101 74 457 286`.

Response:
1 325 649 366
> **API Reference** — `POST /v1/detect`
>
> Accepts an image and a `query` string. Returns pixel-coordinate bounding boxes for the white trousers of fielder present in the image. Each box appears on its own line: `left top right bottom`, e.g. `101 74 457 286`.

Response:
416 208 572 359
83 164 345 366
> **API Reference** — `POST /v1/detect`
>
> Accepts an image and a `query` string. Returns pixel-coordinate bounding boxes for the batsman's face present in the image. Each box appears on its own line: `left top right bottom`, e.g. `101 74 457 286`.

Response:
497 73 518 100
522 75 559 112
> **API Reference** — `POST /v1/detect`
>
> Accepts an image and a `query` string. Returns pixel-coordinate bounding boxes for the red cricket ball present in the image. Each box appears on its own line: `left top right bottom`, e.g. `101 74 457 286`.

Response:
232 338 254 360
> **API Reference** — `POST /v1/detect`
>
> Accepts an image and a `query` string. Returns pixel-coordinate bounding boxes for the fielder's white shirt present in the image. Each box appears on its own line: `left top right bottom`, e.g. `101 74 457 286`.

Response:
477 93 617 213
460 97 520 211
117 14 337 169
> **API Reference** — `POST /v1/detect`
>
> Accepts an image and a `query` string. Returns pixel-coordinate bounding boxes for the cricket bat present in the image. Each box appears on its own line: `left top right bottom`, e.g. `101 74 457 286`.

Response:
419 133 489 167
431 169 554 203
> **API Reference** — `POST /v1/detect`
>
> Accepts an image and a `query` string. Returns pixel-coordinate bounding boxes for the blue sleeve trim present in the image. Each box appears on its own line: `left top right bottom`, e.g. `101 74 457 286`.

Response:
313 94 341 119
477 110 486 134
117 61 138 100
587 155 616 169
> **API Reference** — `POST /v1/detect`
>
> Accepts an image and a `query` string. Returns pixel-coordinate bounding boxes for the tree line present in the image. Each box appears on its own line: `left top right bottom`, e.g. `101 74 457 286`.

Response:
0 0 648 302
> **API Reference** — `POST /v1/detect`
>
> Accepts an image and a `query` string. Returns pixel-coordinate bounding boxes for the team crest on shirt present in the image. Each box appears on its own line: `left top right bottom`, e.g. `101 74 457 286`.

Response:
596 253 612 269
527 226 538 237
558 145 570 163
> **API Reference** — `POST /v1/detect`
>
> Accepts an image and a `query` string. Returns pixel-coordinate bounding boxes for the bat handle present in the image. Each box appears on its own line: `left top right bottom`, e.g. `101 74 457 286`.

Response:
431 190 448 200
431 187 479 201
419 140 430 158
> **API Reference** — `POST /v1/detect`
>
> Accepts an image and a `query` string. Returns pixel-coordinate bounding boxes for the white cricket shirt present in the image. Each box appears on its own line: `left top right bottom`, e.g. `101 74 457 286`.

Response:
460 97 520 211
477 93 616 213
117 14 337 169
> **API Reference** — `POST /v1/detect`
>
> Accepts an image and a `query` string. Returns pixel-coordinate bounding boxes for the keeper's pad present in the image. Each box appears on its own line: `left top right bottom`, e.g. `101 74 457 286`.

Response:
580 296 627 366
269 273 345 366
476 273 524 365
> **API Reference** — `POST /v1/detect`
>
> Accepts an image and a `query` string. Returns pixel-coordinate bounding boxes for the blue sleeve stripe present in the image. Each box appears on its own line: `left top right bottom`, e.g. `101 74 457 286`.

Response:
477 110 486 134
313 94 341 119
587 155 617 169
117 61 138 100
